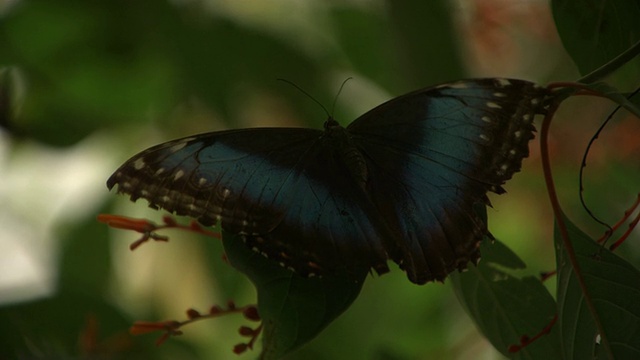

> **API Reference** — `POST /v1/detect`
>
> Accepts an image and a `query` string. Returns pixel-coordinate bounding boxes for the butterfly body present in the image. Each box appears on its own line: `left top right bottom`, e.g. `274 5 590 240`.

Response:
108 78 549 284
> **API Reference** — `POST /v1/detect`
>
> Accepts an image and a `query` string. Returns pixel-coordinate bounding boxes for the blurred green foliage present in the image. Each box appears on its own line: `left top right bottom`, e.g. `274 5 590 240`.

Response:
1 0 639 359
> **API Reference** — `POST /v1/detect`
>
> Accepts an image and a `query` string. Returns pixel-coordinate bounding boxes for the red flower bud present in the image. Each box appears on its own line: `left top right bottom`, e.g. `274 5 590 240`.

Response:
242 306 260 321
186 309 201 319
238 326 255 337
233 343 248 354
209 305 223 315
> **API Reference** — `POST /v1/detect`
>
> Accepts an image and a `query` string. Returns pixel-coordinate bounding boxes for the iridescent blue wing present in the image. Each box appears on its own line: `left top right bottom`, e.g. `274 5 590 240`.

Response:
348 78 548 283
107 128 391 278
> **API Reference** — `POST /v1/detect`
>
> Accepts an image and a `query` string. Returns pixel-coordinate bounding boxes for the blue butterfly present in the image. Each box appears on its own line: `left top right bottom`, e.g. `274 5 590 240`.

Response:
107 78 549 284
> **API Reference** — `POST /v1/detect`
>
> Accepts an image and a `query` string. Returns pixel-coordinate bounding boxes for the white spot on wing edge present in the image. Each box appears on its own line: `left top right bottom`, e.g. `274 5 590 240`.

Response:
486 102 502 109
178 137 197 143
496 78 512 87
222 188 231 198
173 169 185 181
447 82 469 89
169 142 188 153
133 158 146 170
435 81 469 89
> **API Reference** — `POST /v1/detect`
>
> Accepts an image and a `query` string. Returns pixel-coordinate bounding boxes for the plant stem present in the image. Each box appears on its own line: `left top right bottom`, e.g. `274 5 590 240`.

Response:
577 39 640 84
539 99 613 358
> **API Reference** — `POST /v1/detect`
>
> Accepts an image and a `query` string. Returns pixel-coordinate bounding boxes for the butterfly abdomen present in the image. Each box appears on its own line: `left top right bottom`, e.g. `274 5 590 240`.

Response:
325 123 369 189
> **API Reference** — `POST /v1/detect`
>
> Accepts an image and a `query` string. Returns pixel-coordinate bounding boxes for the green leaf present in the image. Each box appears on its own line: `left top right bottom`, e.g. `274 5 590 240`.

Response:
0 0 325 146
451 239 561 359
555 213 640 359
330 7 398 92
0 292 145 359
551 0 640 76
222 231 366 359
385 0 465 87
58 212 112 295
0 68 15 133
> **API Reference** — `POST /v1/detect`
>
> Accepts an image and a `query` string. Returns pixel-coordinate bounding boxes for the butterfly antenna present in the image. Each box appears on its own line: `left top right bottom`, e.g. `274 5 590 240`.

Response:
579 86 640 241
330 77 353 118
277 79 331 119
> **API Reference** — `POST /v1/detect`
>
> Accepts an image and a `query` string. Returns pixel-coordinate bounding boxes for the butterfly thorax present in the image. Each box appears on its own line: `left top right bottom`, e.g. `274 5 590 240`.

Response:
324 118 369 190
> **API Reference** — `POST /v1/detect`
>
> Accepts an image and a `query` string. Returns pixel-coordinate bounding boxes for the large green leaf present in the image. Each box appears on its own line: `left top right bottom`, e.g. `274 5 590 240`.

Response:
0 0 325 146
170 16 325 128
222 231 367 359
331 1 465 94
0 0 177 146
451 239 561 359
385 0 465 87
330 7 398 92
555 213 640 359
552 0 640 76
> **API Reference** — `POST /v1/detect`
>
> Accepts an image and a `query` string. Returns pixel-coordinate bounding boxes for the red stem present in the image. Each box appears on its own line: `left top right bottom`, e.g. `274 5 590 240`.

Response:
539 98 613 356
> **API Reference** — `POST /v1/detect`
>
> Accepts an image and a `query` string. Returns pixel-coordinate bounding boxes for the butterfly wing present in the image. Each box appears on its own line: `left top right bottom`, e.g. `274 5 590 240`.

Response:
107 128 390 278
347 78 549 284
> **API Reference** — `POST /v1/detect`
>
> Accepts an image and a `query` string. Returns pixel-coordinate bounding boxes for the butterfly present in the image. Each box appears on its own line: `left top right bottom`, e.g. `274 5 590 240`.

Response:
107 78 550 285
